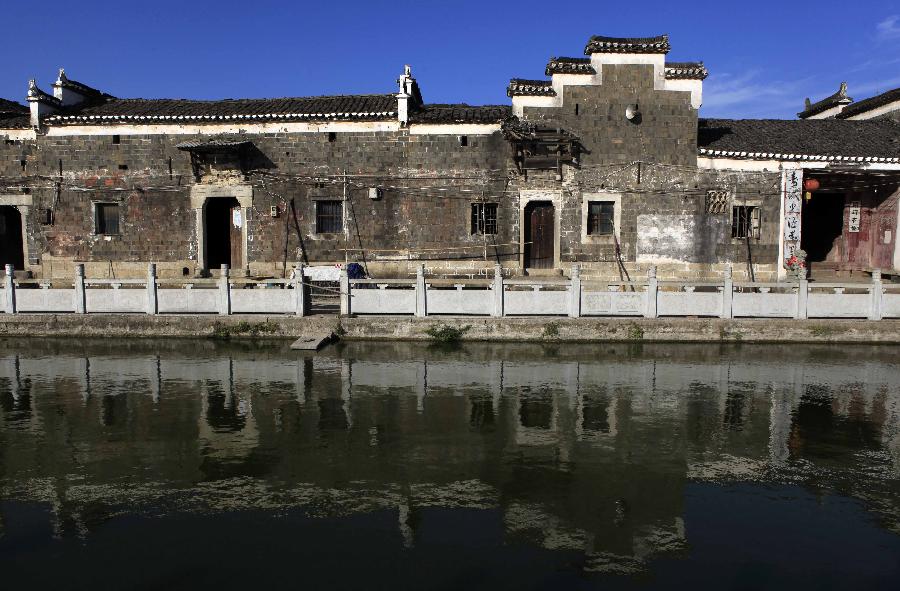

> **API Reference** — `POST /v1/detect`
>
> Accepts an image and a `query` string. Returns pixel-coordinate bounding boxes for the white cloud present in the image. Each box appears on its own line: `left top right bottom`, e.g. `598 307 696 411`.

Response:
877 15 900 40
702 70 812 117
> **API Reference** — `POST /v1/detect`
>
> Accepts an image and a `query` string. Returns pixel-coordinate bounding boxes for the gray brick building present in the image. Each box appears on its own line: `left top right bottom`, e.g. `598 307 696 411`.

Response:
1 35 898 281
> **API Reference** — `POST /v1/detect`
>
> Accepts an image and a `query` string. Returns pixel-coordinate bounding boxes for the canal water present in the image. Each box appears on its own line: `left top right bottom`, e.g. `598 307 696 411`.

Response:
1 339 899 590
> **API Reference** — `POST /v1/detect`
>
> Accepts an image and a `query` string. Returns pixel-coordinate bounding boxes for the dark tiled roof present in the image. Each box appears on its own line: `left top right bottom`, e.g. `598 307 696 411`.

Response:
664 62 708 80
409 104 511 124
0 98 28 115
175 137 253 151
55 70 110 100
698 118 900 162
585 34 670 55
837 87 900 120
0 115 31 129
27 80 61 106
45 94 398 124
545 57 596 76
507 79 556 97
798 82 852 119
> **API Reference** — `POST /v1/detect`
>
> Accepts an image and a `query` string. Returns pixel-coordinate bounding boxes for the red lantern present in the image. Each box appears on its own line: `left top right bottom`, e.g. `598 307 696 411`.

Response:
803 178 820 192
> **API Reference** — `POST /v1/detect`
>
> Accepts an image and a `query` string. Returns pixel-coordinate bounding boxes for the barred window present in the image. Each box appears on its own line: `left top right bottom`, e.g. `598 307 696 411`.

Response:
587 201 615 235
471 203 498 235
315 200 343 234
95 203 120 235
732 206 760 239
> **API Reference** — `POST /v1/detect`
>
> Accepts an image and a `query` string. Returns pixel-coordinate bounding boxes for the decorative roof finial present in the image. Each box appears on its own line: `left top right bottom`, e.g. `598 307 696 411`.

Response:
57 68 68 85
838 81 848 98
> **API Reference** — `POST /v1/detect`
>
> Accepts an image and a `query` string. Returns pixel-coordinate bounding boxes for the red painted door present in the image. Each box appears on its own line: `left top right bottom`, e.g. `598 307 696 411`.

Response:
526 203 555 269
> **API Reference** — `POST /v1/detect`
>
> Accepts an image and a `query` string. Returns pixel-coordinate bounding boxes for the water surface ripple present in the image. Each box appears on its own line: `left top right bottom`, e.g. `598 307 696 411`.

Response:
1 339 899 589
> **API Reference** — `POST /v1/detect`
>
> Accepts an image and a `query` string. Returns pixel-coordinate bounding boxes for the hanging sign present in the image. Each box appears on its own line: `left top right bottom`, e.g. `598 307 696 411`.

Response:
848 205 861 233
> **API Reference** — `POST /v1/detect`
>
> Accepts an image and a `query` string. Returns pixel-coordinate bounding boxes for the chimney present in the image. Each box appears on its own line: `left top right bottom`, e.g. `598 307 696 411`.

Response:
26 79 61 129
396 65 422 127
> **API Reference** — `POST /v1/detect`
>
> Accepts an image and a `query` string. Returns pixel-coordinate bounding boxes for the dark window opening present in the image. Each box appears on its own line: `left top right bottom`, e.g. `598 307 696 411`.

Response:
575 103 580 116
316 200 343 234
327 132 337 143
118 164 128 170
41 208 53 226
732 205 760 239
459 135 468 146
471 203 498 235
587 201 615 235
112 135 120 145
182 266 190 276
94 203 120 235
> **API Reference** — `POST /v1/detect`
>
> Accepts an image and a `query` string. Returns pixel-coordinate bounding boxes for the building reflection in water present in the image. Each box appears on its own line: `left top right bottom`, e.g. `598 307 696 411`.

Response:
0 340 899 576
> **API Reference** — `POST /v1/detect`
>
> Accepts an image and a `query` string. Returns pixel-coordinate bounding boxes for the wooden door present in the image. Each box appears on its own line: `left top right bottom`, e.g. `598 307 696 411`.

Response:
229 206 243 270
871 190 899 272
526 202 555 270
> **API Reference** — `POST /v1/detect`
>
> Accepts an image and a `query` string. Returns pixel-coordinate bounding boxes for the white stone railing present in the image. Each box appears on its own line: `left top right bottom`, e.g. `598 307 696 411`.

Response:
342 264 900 321
3 263 899 320
2 264 308 316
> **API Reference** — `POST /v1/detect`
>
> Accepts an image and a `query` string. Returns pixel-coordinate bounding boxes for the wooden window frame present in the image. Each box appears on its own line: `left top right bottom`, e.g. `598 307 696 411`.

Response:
732 205 760 240
94 202 121 236
587 201 615 236
471 203 498 235
315 200 343 234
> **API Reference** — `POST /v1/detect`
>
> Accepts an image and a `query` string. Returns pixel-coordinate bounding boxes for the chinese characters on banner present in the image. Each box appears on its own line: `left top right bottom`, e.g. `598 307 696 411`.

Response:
783 169 803 264
848 205 861 233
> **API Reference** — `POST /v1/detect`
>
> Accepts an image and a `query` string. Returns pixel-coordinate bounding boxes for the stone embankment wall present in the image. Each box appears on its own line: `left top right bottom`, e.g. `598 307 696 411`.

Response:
1 314 898 344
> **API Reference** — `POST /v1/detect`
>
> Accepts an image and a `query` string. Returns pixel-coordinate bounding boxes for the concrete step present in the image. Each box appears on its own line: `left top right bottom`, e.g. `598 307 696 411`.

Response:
290 332 335 351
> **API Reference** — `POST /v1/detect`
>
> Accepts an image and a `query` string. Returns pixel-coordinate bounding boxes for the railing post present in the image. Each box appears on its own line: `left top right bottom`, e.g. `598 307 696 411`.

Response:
795 275 808 320
568 264 581 318
74 264 86 314
146 263 158 315
645 266 658 319
218 264 231 315
294 263 307 317
491 264 504 318
339 267 350 316
721 265 733 319
4 264 15 314
415 264 426 317
870 269 883 321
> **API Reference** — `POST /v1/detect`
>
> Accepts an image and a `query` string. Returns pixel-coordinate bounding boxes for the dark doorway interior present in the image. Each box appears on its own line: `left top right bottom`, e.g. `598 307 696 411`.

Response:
205 197 242 271
0 206 24 271
524 201 555 270
801 193 844 263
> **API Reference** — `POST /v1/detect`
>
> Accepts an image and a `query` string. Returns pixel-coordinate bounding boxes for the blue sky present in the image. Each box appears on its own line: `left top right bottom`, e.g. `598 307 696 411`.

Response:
3 0 899 119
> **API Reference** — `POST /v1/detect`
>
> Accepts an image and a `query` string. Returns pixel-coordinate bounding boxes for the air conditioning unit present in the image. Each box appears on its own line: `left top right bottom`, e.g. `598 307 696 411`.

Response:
270 205 279 218
368 187 382 200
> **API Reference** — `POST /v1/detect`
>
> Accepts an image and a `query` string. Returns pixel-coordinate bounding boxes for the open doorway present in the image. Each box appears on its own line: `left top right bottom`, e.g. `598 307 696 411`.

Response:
205 197 242 271
800 193 844 269
0 206 24 271
524 201 555 271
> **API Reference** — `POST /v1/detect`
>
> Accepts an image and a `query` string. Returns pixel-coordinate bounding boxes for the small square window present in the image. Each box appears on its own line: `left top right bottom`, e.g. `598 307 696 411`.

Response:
732 205 760 239
471 203 497 235
112 135 120 145
315 200 343 234
587 201 615 235
95 203 120 235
